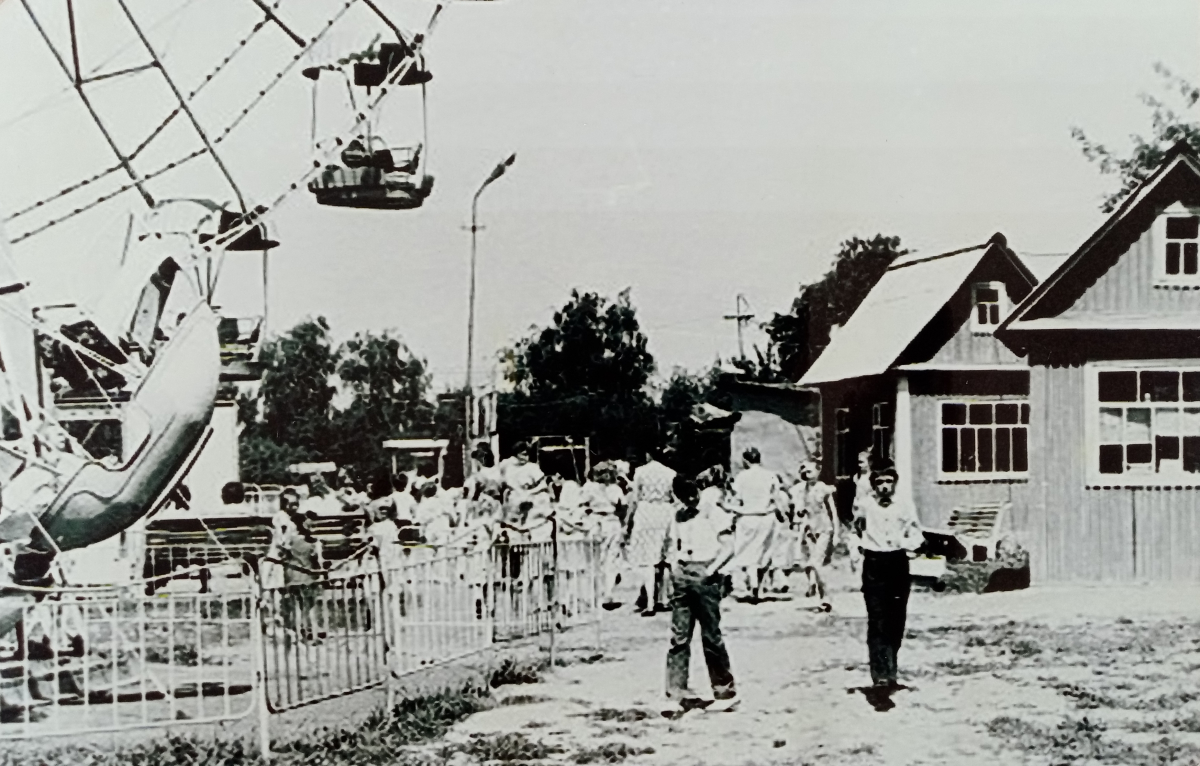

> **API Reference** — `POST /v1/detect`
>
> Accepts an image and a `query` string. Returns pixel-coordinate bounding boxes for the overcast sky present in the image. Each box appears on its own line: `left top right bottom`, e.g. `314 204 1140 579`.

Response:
0 0 1197 390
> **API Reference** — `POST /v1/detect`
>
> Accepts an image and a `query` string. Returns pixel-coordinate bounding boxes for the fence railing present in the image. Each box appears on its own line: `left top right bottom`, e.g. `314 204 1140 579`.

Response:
0 524 604 758
0 588 256 739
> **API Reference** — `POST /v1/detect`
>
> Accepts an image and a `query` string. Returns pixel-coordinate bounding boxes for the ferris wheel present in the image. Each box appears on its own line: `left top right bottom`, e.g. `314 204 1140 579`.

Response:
4 0 448 329
0 0 466 597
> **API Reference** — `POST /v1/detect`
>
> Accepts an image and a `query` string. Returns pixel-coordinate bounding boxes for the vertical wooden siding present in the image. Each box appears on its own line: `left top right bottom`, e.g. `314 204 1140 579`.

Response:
1059 222 1200 318
909 394 1033 533
926 276 1028 368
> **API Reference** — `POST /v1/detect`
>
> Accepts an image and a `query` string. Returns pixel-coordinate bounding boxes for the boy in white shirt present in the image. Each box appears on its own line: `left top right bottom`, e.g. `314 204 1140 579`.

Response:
661 475 737 710
851 465 925 688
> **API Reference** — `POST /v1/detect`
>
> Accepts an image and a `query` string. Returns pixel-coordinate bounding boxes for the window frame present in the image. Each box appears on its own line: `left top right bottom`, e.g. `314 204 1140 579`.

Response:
970 281 1008 335
1086 362 1200 488
936 396 1031 483
833 407 852 481
1155 202 1200 286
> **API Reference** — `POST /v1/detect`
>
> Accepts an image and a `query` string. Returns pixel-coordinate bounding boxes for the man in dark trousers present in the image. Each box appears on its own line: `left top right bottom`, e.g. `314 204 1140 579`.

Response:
851 465 924 688
662 474 737 711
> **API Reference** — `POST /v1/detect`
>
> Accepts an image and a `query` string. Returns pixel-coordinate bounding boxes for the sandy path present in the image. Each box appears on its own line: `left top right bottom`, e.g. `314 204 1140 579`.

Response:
440 570 1200 766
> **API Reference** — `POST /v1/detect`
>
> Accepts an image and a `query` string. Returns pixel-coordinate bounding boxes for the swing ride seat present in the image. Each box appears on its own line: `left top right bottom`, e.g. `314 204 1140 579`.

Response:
309 165 434 210
34 302 220 553
198 207 279 252
353 42 432 87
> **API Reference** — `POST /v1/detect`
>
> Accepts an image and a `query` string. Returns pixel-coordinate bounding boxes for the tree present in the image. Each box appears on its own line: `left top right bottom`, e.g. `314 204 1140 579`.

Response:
255 317 339 452
1072 63 1200 213
329 330 438 483
238 318 339 483
500 289 660 462
765 235 909 381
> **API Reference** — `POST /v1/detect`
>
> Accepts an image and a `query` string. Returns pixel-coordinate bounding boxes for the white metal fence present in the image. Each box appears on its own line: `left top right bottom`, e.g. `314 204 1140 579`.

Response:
0 588 256 738
0 524 604 759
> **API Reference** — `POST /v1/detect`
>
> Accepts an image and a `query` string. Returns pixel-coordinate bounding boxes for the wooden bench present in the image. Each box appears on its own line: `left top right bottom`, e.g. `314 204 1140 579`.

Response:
945 502 1009 561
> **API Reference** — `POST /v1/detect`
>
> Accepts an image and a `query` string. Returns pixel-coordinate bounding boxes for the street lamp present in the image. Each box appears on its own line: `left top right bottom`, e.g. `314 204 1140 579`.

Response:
465 152 516 478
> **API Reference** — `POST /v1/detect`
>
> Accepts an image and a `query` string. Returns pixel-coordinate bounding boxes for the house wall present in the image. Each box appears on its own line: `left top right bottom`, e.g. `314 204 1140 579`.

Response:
1059 219 1200 318
1019 363 1200 582
919 258 1031 368
909 392 1034 533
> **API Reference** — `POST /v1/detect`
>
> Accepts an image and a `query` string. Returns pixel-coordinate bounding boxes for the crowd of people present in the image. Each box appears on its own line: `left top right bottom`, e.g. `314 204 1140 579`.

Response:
258 441 925 702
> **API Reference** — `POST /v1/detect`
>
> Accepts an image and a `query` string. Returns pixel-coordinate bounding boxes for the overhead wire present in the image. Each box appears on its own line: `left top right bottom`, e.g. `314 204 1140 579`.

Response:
4 0 288 225
0 0 202 135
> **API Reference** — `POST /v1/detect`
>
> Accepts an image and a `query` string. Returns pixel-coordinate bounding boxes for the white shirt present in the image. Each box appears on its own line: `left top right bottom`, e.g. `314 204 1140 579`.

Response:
663 505 731 565
369 519 404 569
852 492 924 553
792 480 836 534
391 492 417 523
732 465 780 516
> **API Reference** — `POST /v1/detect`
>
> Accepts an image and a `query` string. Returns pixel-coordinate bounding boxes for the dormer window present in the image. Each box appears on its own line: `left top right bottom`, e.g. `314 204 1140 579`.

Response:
972 282 1007 334
1157 203 1200 285
1166 216 1199 276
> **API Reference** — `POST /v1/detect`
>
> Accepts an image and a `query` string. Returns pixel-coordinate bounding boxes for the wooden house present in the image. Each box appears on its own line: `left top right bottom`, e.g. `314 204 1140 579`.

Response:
995 144 1200 581
798 234 1039 531
801 143 1200 582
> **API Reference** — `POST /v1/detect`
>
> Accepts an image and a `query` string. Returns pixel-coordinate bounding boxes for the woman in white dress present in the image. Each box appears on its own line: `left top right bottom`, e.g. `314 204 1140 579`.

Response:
625 453 677 615
582 464 627 608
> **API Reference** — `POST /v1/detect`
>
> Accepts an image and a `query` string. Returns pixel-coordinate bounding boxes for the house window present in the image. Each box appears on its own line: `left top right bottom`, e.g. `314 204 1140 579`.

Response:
940 400 1029 478
971 282 1007 333
834 407 851 480
872 402 892 465
1095 368 1200 479
1165 216 1200 277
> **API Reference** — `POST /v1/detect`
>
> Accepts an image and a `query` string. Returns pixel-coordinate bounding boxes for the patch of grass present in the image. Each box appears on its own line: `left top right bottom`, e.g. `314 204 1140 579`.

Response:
501 693 553 706
1053 683 1117 710
845 742 876 756
490 656 546 687
987 715 1200 766
278 682 495 763
571 742 656 763
586 708 652 723
442 732 565 762
1128 712 1200 734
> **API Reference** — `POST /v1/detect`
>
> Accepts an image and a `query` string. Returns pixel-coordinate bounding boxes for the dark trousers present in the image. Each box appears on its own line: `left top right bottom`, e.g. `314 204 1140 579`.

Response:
666 562 735 698
861 549 911 684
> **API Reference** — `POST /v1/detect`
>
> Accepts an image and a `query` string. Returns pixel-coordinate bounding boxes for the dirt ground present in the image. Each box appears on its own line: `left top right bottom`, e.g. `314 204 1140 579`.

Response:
422 563 1200 766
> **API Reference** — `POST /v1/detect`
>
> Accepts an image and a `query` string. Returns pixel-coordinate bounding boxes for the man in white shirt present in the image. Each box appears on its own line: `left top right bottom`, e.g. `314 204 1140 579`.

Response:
851 465 925 688
661 475 736 707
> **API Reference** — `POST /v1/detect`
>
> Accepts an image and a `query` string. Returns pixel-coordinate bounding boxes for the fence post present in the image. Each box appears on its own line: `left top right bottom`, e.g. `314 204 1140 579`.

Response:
592 535 602 653
379 548 397 715
549 515 558 669
250 572 272 761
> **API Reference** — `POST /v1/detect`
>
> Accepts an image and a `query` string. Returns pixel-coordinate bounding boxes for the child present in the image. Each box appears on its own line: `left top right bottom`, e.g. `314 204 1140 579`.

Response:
852 465 924 688
661 474 737 711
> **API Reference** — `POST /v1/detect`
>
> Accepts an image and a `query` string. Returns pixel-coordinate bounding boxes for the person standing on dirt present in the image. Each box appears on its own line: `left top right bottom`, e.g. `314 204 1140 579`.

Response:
662 474 737 707
278 490 325 643
792 460 836 611
852 465 924 687
626 451 677 615
729 447 782 602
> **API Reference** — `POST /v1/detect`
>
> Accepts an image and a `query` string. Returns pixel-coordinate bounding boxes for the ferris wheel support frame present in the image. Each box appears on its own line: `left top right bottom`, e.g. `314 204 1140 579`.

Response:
20 0 156 208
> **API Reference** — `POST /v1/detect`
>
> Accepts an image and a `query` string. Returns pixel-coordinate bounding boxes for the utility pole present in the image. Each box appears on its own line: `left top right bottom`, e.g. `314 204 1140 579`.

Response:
723 293 754 360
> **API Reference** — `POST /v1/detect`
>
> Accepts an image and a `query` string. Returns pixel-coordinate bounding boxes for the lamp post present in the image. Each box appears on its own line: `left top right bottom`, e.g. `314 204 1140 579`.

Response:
465 152 516 478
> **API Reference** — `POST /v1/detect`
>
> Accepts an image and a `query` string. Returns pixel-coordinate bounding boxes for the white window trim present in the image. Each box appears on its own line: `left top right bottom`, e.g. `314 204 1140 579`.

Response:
935 396 1030 483
970 282 1008 335
1154 202 1200 286
1084 361 1200 488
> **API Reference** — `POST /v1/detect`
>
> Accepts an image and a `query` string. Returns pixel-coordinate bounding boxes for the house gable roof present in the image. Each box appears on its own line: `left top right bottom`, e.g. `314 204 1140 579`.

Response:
798 235 1035 386
1000 143 1200 332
